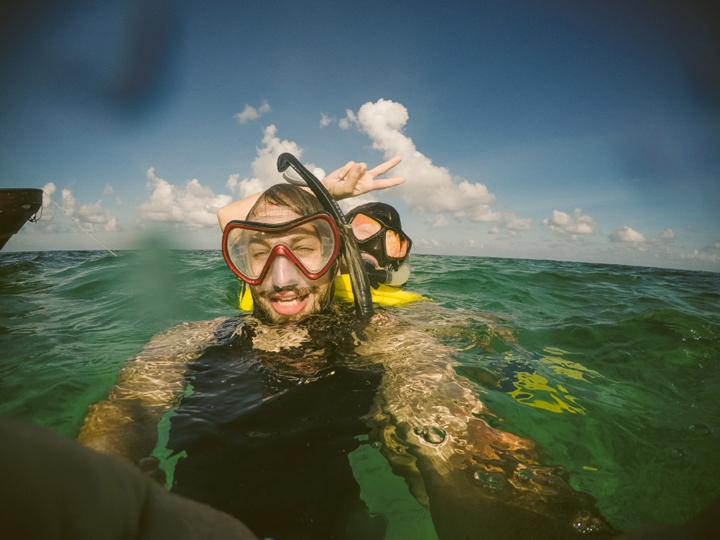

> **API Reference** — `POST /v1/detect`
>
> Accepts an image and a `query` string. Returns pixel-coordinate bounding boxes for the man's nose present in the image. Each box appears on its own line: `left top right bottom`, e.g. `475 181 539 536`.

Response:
271 255 302 288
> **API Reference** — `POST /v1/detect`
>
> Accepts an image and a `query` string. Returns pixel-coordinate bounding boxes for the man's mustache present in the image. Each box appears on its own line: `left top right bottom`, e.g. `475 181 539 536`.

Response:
256 285 321 299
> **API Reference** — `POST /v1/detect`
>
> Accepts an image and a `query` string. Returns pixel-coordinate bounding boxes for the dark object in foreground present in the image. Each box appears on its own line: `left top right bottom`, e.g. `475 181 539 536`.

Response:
1 413 718 540
0 188 42 250
0 415 258 540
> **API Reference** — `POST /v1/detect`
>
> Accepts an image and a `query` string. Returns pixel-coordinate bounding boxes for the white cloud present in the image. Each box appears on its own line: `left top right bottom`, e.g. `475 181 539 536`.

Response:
320 113 334 128
607 226 676 246
429 214 450 228
681 250 719 263
491 213 532 235
543 208 596 237
102 183 122 205
657 228 674 242
342 99 499 223
505 214 532 230
416 238 440 248
57 187 118 232
679 240 720 264
338 194 377 213
226 173 239 191
609 226 646 243
37 182 117 232
226 124 325 197
234 101 271 124
140 168 233 229
338 109 356 130
41 183 57 221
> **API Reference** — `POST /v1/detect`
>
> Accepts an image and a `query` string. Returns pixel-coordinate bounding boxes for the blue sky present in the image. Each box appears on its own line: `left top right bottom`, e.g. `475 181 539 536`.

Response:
2 0 719 271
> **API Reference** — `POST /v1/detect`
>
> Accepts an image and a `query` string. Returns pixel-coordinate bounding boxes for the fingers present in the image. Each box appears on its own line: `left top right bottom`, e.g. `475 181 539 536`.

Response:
369 176 406 190
342 161 366 189
328 157 403 198
326 161 366 199
334 161 356 181
368 155 402 177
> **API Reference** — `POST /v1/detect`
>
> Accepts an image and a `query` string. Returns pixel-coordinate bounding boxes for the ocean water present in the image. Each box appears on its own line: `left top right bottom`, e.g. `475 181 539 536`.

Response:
1 249 719 536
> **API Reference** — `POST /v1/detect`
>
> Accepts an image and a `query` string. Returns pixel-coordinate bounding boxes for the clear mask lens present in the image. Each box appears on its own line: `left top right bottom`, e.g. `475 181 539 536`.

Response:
225 216 338 282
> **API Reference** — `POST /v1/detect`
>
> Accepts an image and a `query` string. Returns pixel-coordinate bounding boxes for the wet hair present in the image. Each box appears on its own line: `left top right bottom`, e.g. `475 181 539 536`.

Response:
247 184 323 220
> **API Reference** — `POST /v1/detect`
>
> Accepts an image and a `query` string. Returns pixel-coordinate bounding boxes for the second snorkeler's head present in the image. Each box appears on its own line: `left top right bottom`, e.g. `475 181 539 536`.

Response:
346 202 412 270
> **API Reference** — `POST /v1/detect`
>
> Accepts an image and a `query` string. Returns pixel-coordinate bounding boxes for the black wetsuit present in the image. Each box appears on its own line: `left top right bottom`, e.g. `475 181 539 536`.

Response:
166 315 387 540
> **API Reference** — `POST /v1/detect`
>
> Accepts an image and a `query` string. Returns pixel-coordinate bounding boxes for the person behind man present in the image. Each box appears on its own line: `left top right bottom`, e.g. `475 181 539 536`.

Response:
345 201 412 288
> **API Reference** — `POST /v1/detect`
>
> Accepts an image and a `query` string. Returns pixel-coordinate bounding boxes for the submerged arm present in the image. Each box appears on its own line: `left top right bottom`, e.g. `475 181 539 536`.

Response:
78 317 231 465
360 308 614 537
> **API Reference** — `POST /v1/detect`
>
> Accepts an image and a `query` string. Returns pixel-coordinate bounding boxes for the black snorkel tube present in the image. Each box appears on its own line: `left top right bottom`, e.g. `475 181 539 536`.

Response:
277 153 374 319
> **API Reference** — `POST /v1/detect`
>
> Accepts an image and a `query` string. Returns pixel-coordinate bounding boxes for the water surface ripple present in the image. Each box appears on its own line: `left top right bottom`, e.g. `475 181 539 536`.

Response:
1 251 718 532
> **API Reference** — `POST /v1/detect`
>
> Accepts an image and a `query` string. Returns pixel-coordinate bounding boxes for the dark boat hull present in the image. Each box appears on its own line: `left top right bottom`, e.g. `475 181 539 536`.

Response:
0 189 43 250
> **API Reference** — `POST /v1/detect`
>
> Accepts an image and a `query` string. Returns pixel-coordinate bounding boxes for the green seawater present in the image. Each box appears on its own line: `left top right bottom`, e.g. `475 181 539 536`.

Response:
1 250 719 533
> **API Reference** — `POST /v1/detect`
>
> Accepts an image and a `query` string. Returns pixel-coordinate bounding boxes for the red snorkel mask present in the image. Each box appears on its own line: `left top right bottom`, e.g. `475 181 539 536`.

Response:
222 212 341 286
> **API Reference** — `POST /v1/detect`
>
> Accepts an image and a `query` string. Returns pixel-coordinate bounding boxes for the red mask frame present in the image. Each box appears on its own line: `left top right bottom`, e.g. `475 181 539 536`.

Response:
222 211 341 286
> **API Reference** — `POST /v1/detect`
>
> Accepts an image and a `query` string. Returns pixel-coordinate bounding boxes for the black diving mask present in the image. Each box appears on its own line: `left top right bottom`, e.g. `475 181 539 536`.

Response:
346 203 412 270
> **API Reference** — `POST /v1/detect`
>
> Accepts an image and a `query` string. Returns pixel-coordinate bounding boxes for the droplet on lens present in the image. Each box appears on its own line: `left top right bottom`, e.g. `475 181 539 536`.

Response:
414 425 446 445
474 470 504 492
571 514 601 533
689 423 710 435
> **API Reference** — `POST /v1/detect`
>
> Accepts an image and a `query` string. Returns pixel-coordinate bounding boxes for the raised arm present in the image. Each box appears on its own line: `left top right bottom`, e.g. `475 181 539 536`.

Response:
217 156 405 230
217 192 263 231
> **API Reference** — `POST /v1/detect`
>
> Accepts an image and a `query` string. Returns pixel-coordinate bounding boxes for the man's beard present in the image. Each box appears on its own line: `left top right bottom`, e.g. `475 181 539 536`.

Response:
250 280 335 325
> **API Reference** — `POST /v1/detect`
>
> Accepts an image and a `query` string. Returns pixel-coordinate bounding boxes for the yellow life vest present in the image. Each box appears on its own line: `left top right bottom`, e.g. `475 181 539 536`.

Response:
238 274 429 311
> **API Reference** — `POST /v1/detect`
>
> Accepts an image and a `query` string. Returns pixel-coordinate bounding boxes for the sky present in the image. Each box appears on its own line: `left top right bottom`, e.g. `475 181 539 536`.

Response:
1 0 719 272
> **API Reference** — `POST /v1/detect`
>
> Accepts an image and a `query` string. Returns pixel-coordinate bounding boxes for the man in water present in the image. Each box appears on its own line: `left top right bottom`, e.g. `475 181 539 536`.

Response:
79 155 615 539
217 156 407 321
221 176 405 322
223 184 340 324
78 157 411 538
79 158 404 459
